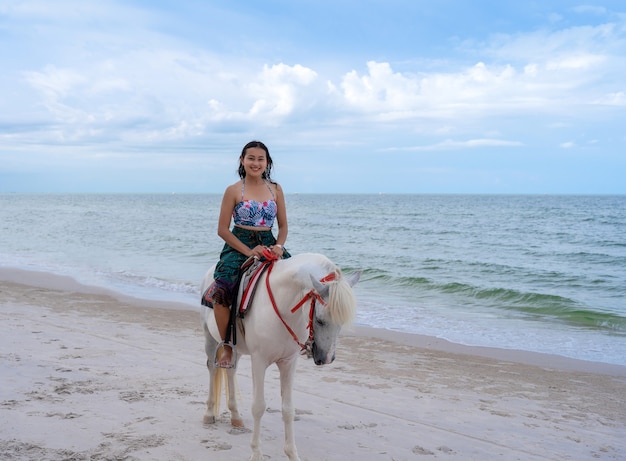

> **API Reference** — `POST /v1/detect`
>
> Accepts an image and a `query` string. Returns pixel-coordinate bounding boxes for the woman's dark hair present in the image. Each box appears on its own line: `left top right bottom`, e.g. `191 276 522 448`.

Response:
238 140 274 182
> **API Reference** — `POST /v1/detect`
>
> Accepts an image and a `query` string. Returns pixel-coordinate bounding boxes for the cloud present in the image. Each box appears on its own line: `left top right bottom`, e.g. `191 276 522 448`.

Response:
2 1 626 194
482 21 621 62
329 16 625 121
333 53 615 121
596 91 626 105
386 138 524 152
339 61 421 112
245 63 318 119
4 2 624 153
572 5 608 16
545 54 606 70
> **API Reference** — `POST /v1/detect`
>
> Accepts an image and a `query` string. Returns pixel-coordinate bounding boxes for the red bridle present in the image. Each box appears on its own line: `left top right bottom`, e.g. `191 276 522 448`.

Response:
264 258 336 354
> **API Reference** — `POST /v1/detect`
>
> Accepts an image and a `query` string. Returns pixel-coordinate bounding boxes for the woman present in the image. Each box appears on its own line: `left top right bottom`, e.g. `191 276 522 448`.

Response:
207 140 289 368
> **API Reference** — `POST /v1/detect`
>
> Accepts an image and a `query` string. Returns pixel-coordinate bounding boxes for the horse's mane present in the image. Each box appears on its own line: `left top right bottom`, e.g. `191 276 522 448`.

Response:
325 268 357 326
307 256 357 327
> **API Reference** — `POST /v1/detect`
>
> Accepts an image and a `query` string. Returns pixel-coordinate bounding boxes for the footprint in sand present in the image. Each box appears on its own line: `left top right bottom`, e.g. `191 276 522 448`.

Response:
213 442 232 451
412 445 435 455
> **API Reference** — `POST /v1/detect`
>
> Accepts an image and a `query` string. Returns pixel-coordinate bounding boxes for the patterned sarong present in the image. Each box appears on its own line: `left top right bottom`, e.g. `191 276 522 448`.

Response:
202 227 290 309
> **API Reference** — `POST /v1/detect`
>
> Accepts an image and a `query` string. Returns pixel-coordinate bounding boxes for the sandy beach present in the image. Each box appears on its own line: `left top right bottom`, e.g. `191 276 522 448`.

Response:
1 268 625 461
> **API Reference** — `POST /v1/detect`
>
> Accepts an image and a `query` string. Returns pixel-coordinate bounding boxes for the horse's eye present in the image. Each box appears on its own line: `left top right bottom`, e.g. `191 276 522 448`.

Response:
315 318 326 327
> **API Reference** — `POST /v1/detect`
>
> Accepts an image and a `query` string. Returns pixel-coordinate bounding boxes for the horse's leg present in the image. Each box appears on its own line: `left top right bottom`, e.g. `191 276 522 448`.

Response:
276 356 301 461
203 327 219 425
249 358 268 461
225 363 244 427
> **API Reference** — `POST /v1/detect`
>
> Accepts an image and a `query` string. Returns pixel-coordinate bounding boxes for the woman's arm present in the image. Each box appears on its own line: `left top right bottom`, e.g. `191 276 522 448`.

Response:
273 182 288 249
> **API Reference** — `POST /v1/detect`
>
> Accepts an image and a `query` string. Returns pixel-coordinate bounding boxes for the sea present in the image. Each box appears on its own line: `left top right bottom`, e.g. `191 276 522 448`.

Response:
1 193 625 366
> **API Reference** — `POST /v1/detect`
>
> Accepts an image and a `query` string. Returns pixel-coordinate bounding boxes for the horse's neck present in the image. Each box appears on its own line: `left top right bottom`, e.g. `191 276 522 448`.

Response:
260 278 311 328
261 255 330 322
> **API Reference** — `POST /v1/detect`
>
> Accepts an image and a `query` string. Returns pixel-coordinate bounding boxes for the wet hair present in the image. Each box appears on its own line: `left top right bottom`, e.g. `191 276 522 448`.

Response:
238 140 274 182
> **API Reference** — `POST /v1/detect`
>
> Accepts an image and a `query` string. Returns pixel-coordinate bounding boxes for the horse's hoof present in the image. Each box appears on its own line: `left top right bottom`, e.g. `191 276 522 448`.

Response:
231 417 244 427
203 415 216 425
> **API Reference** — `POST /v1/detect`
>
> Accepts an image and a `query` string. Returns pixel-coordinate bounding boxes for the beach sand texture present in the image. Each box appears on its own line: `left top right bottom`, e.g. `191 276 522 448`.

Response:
1 271 625 461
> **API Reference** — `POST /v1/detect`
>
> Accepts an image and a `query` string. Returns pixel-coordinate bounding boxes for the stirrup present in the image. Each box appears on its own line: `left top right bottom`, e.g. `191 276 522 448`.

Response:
214 341 237 369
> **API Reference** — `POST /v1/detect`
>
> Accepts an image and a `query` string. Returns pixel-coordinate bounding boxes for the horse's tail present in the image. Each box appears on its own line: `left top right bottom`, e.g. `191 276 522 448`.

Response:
211 367 226 416
211 364 240 419
327 270 357 326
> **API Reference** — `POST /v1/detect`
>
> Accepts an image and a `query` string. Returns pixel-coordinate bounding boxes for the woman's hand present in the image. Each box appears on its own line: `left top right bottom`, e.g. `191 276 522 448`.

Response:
270 244 284 257
248 245 267 259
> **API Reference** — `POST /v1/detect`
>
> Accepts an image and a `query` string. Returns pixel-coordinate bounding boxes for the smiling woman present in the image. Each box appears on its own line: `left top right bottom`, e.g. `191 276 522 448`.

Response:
204 140 290 369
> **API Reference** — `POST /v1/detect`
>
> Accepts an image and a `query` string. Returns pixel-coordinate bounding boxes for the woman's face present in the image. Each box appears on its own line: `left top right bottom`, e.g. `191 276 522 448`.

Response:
240 147 268 178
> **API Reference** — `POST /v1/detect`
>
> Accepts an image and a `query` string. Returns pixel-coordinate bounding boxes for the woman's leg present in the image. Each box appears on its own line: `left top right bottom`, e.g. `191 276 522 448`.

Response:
213 302 234 367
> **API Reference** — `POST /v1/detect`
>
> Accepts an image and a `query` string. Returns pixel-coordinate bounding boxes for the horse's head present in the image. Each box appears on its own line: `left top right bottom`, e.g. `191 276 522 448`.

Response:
309 270 361 365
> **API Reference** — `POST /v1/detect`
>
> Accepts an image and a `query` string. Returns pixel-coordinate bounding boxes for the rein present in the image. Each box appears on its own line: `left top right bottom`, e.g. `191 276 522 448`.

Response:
264 258 336 355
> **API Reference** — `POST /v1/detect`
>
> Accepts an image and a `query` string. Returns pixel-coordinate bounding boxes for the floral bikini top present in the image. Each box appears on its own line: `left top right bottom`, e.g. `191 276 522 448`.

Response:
232 179 277 228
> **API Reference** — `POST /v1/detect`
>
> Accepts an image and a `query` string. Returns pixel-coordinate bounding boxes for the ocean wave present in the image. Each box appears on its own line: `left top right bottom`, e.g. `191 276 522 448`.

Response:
106 270 199 297
359 270 626 333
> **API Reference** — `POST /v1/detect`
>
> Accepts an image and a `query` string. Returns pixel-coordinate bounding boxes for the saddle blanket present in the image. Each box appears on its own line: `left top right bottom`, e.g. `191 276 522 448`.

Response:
200 256 272 318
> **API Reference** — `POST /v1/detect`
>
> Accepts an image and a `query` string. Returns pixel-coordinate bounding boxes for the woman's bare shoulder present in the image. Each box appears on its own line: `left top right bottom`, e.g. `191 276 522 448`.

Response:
272 182 286 202
222 181 243 203
225 180 243 192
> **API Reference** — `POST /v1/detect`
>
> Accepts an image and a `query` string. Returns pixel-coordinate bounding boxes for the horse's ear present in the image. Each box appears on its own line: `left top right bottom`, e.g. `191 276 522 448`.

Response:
347 270 362 287
310 275 330 298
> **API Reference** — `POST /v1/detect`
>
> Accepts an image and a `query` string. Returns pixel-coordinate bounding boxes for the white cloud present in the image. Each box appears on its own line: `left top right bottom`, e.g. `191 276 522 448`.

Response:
596 91 626 105
334 50 615 120
387 139 524 152
572 5 607 16
247 63 318 118
486 22 620 61
545 54 606 70
340 61 421 111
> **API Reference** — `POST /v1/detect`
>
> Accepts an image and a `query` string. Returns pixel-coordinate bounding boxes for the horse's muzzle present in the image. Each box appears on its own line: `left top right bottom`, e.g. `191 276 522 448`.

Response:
312 343 335 365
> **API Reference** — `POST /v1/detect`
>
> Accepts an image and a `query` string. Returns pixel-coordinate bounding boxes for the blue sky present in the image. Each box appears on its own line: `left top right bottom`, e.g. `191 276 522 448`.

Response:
1 1 625 194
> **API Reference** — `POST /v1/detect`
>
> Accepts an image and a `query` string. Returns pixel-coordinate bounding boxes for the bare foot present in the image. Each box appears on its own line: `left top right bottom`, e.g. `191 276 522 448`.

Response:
216 346 234 368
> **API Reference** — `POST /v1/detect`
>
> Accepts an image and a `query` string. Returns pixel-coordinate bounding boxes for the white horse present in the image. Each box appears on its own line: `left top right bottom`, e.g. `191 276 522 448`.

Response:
200 252 360 461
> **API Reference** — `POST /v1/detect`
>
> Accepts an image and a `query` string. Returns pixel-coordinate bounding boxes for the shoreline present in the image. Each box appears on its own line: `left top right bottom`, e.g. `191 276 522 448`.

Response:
2 266 624 376
1 267 625 460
